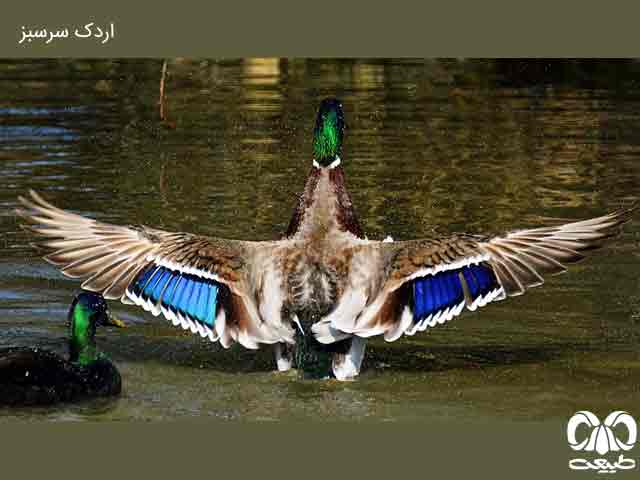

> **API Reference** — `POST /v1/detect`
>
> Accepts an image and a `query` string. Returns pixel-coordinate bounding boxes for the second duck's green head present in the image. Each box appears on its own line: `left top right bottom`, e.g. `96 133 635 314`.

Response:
68 291 124 365
313 98 344 168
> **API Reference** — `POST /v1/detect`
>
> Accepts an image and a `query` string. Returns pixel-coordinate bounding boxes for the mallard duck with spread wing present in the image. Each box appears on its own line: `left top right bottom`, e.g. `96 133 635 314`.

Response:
16 98 635 380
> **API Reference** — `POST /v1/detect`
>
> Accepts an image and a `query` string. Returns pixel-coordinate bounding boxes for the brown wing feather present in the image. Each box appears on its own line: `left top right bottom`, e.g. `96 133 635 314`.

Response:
327 205 635 342
385 235 484 286
477 206 635 296
16 190 288 348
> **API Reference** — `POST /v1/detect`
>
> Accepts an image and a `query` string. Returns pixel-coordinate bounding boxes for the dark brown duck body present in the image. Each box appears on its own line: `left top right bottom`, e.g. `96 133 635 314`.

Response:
0 347 121 406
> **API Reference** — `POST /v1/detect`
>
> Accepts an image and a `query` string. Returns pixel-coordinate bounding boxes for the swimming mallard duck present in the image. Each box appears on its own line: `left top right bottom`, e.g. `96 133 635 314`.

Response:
16 98 635 381
0 291 124 405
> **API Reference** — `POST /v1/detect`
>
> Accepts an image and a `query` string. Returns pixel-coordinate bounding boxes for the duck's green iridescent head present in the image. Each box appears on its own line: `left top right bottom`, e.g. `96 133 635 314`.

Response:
67 291 124 366
313 98 344 168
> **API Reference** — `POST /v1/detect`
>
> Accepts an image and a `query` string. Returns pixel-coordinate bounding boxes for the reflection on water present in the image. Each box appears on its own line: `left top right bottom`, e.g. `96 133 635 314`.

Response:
0 59 639 422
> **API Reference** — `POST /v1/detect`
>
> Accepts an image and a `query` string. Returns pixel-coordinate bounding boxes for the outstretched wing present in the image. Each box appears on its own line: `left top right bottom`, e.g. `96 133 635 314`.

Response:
313 206 635 343
17 190 294 349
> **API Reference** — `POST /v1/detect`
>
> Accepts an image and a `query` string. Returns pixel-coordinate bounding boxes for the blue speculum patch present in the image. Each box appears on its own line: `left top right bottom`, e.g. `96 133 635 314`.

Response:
411 263 499 320
129 264 220 326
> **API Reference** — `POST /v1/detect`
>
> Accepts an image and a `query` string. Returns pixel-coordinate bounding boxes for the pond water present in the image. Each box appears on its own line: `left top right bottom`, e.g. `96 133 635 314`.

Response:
0 59 638 422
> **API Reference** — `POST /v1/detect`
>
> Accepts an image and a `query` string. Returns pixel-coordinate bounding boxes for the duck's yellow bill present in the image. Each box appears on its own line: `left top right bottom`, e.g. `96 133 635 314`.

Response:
106 313 126 328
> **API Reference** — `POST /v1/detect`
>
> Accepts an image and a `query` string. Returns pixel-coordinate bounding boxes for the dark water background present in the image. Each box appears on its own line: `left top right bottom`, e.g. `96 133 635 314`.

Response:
0 59 638 422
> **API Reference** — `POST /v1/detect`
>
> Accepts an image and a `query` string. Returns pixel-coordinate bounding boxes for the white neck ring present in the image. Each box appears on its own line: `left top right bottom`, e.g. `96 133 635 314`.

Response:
313 156 341 169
